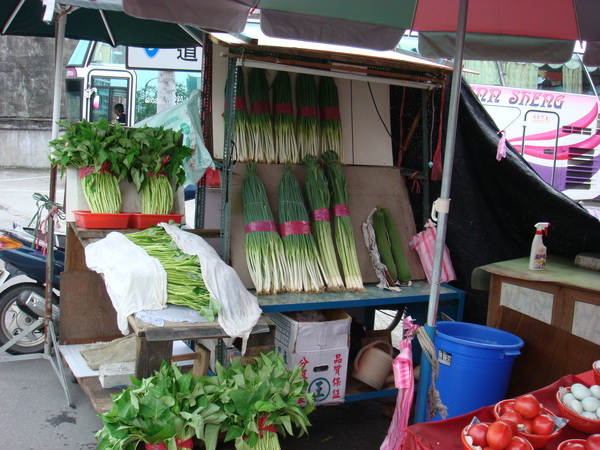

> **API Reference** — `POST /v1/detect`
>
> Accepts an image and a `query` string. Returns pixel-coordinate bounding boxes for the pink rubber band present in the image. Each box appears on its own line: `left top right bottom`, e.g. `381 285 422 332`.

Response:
332 204 349 217
78 167 95 179
312 208 330 221
321 106 341 120
274 102 293 115
245 220 277 233
251 100 270 115
298 106 318 117
280 220 311 237
235 97 247 110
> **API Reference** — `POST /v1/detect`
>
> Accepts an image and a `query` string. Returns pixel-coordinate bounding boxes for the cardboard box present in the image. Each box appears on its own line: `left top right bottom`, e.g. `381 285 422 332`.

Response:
268 310 351 405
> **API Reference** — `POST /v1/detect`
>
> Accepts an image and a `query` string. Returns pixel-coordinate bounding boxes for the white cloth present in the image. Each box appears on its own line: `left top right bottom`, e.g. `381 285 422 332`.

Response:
161 223 262 353
135 304 208 327
85 232 167 334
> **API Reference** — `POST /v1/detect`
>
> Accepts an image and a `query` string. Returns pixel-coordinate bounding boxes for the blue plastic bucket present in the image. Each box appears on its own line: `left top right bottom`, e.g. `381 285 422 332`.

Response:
431 321 524 420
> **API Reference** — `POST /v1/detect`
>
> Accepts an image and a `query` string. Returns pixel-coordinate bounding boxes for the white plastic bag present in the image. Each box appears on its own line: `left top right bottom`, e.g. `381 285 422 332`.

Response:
161 223 262 353
85 232 167 334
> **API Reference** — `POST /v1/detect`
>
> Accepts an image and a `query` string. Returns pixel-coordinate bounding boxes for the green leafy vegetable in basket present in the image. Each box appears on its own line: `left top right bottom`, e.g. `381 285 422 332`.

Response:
125 226 220 321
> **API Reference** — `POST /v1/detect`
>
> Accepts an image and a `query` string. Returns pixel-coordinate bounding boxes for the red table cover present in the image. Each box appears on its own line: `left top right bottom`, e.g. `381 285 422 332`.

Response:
400 371 596 449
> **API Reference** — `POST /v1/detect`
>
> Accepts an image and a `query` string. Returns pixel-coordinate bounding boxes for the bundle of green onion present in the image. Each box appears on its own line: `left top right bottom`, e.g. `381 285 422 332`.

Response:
273 71 298 164
296 73 320 159
321 150 365 292
125 226 221 322
301 155 344 292
225 67 253 162
248 68 275 163
319 77 343 155
80 169 122 214
278 164 325 293
141 174 173 214
242 162 289 295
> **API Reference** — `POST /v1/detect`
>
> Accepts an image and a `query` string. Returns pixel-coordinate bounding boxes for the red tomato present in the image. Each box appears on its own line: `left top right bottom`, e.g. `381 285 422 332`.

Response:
487 420 513 450
501 401 516 415
532 413 555 435
521 419 533 434
467 422 490 448
501 411 524 425
586 434 600 450
566 444 586 450
505 436 530 450
497 418 519 437
513 394 542 419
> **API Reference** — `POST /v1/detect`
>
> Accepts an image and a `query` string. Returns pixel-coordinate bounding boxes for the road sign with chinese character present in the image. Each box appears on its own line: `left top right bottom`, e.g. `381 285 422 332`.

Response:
127 47 202 71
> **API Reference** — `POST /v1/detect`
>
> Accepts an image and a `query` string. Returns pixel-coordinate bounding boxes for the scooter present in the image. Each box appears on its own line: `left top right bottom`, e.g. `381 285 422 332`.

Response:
0 223 64 354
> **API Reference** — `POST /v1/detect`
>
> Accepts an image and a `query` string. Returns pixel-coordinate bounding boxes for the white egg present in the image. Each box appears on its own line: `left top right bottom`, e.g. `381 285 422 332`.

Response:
582 396 600 412
563 392 576 405
581 411 598 420
590 385 600 399
597 405 600 418
570 399 584 414
572 385 592 400
572 383 587 390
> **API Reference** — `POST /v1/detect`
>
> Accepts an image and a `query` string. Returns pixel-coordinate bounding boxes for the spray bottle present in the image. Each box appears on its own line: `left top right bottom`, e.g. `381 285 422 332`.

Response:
529 222 550 270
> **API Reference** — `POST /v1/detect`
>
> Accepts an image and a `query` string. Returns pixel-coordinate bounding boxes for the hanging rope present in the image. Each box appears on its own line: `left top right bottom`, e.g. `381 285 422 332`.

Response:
28 193 64 255
416 326 448 420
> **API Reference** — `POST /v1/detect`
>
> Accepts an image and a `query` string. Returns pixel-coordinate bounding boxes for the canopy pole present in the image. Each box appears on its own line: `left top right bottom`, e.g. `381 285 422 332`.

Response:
414 0 468 424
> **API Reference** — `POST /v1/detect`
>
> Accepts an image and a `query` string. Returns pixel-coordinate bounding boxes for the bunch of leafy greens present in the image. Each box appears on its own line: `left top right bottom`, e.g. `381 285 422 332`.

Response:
95 361 226 450
96 352 314 450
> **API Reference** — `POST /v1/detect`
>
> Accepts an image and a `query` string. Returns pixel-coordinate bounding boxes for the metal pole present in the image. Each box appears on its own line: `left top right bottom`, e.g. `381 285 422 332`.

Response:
414 0 469 423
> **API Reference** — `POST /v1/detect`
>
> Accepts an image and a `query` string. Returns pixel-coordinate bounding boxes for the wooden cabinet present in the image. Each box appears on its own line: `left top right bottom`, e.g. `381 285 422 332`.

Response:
476 256 600 345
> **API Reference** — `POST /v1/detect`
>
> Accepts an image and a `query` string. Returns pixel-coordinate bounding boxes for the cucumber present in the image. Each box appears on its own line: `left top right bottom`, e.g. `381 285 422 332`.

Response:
380 206 412 283
373 208 397 282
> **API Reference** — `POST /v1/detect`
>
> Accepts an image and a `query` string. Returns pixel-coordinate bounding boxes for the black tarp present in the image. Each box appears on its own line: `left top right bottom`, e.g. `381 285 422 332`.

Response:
393 80 600 325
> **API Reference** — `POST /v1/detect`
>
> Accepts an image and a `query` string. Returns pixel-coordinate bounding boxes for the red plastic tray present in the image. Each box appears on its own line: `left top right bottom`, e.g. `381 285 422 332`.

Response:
73 211 132 229
129 213 184 229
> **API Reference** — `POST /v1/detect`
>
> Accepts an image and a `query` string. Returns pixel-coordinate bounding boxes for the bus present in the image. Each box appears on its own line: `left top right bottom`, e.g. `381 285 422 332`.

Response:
65 40 202 128
463 55 600 201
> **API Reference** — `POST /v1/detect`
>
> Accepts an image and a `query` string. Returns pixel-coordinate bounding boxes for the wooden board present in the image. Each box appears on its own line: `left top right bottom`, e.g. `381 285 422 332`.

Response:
78 376 122 414
230 163 425 289
59 270 122 344
494 306 600 398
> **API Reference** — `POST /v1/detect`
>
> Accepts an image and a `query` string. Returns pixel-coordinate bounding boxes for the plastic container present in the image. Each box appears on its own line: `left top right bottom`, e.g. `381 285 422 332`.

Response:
129 213 184 229
461 423 534 450
557 439 587 450
593 360 600 385
432 321 524 420
73 210 131 229
556 387 600 434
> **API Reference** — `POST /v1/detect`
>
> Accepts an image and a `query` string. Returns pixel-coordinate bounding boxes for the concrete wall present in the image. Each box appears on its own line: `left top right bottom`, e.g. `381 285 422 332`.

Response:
0 36 78 168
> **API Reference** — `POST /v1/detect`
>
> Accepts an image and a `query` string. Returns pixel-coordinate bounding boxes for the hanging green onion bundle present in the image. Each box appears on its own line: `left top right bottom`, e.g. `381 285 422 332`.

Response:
300 155 344 292
273 71 298 164
319 77 343 155
79 167 122 214
225 67 253 162
248 68 275 163
125 226 221 322
278 164 325 293
321 150 364 292
296 73 320 159
242 162 289 295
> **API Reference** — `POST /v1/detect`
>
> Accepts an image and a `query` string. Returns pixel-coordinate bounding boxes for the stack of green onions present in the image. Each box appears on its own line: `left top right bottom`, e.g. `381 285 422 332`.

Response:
321 150 365 292
301 155 344 292
319 77 343 155
79 168 122 214
125 226 221 322
242 162 289 295
272 71 298 164
248 68 275 163
225 67 252 162
141 174 173 214
296 73 320 159
278 164 325 293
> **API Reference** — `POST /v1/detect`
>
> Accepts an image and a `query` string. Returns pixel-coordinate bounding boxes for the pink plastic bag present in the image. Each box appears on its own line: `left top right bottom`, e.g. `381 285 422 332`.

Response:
408 219 456 284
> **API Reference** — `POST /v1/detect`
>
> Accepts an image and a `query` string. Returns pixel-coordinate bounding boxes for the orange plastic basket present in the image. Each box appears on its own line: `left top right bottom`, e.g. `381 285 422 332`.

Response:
556 388 600 434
